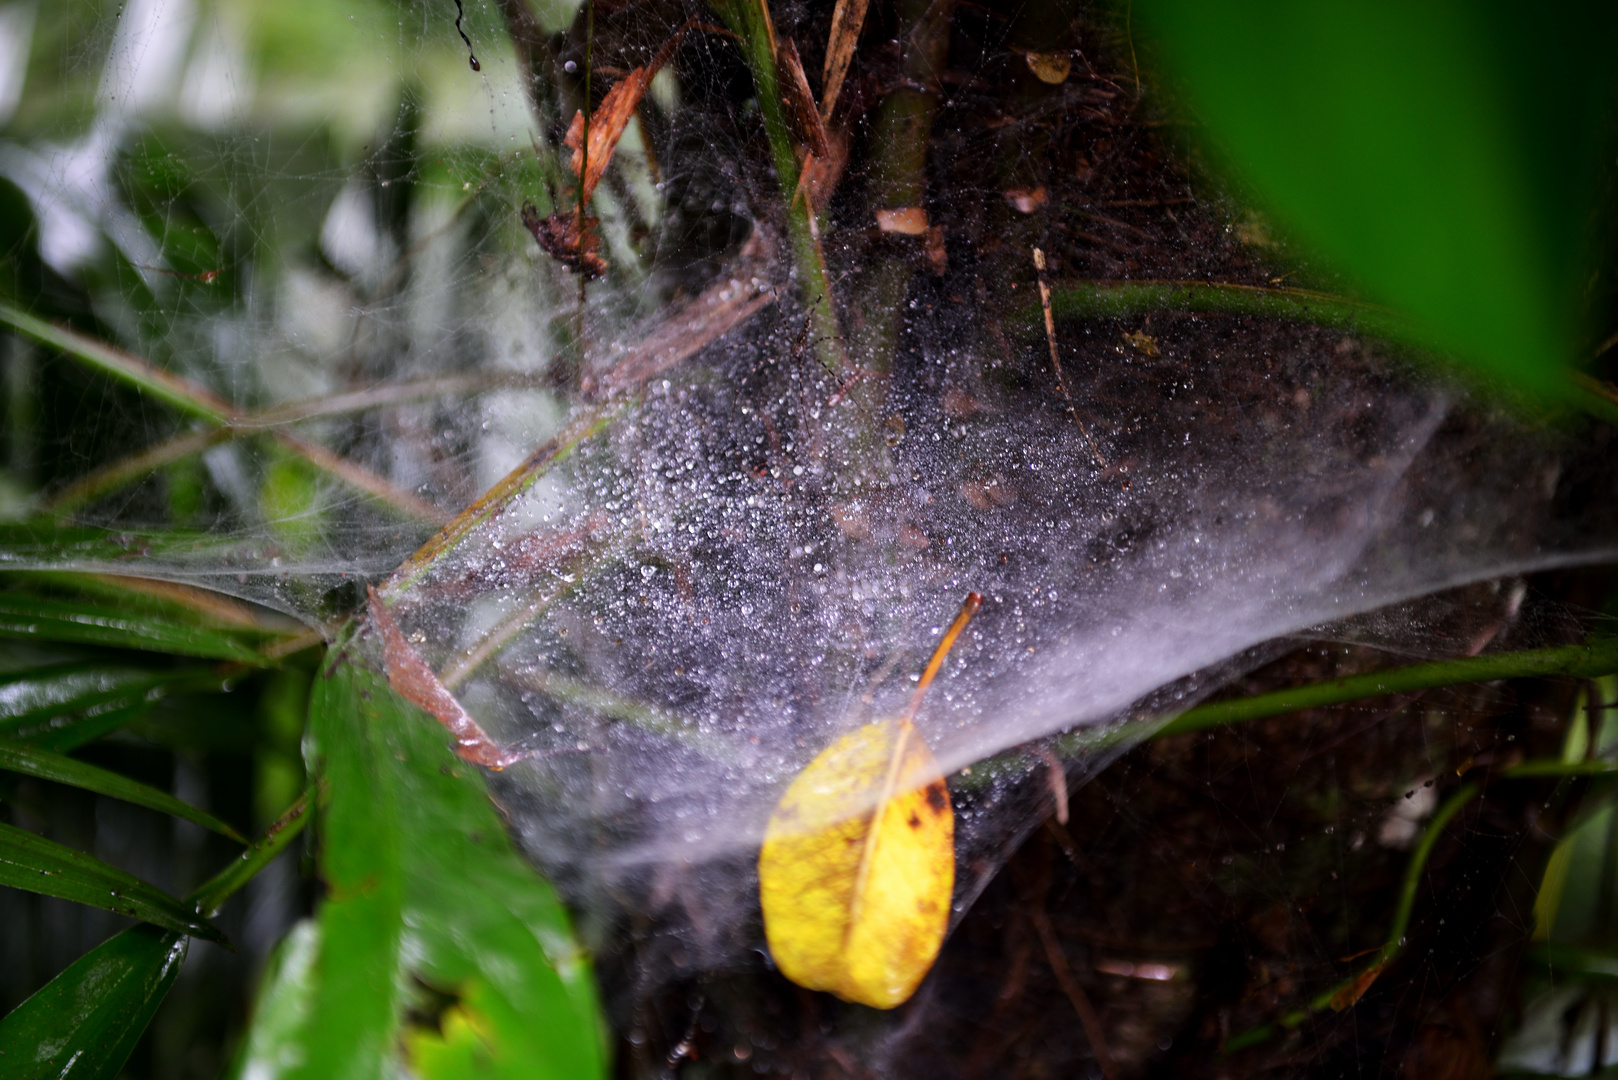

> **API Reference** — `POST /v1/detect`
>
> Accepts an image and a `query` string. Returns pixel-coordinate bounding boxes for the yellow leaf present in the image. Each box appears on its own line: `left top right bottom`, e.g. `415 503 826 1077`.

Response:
759 719 954 1008
758 594 980 1009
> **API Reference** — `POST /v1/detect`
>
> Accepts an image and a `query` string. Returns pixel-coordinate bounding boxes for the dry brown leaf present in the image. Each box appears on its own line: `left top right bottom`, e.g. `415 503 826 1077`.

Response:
522 202 607 279
565 71 652 203
776 37 830 159
876 207 929 235
1024 51 1071 84
1004 186 1049 214
369 585 535 770
819 0 870 122
563 20 694 203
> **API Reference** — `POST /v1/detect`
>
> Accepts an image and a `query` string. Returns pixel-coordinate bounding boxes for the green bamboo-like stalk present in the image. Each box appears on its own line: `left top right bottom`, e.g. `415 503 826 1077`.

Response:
1036 280 1618 428
188 789 312 917
709 0 846 377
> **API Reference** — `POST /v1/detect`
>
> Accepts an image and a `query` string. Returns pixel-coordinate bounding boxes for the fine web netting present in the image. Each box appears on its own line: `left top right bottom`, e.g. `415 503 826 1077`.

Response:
3 0 1618 1071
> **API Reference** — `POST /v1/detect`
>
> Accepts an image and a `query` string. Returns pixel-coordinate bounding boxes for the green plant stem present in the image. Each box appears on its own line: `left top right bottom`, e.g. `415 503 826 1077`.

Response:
1035 280 1618 428
187 789 311 918
856 0 954 374
1155 637 1618 739
710 0 845 377
381 403 624 600
1226 782 1482 1053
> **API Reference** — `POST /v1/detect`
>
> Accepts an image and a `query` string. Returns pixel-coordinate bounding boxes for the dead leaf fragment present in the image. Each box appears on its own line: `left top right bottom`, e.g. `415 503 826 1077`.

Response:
563 20 694 204
776 37 830 158
368 586 534 769
876 207 929 235
1121 330 1159 356
1004 186 1049 214
758 594 980 1009
1330 958 1387 1011
522 203 607 279
1025 51 1071 84
819 0 870 122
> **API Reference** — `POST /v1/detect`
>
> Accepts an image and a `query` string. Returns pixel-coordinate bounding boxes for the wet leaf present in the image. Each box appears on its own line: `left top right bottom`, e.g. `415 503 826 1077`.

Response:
1138 0 1618 395
0 742 245 841
757 595 980 1009
267 649 604 1078
0 821 225 941
0 591 268 663
226 921 321 1080
0 663 219 751
0 924 187 1080
759 718 954 1008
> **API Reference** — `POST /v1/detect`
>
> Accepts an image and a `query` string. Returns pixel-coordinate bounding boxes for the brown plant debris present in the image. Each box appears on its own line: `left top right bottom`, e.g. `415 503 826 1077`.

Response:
776 37 830 159
564 19 695 204
818 0 869 122
369 585 538 770
522 202 607 280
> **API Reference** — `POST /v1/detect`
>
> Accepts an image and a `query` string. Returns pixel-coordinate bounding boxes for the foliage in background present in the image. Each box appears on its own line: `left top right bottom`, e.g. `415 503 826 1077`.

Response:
1139 0 1618 399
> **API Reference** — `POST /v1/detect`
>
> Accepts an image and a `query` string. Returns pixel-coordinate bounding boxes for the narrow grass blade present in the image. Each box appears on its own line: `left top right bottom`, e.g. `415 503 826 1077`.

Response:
0 592 269 663
1156 637 1618 738
0 742 245 842
189 790 310 917
0 302 233 423
0 821 224 941
0 924 187 1080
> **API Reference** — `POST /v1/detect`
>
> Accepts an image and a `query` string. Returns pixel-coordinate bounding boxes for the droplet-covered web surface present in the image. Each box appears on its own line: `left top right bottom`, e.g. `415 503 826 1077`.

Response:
376 301 1614 975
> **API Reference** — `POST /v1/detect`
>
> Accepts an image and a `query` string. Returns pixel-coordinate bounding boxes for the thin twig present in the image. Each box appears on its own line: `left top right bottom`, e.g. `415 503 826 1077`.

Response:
1032 248 1107 467
1029 905 1118 1080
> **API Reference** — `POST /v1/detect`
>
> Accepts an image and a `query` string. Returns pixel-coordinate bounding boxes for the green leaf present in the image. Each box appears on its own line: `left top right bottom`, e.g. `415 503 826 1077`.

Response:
0 742 246 842
0 821 225 941
227 922 322 1080
1138 0 1618 396
0 924 186 1080
0 662 224 752
288 656 408 1080
251 650 605 1079
0 592 268 663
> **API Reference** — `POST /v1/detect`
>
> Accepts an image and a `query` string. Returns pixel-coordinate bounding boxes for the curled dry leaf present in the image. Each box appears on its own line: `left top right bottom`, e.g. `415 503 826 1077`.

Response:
758 594 981 1009
564 19 695 204
522 203 607 279
368 586 535 770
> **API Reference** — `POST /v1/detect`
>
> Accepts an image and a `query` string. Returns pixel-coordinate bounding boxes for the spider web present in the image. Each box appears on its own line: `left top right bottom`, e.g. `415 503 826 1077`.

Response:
2 0 1617 1071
